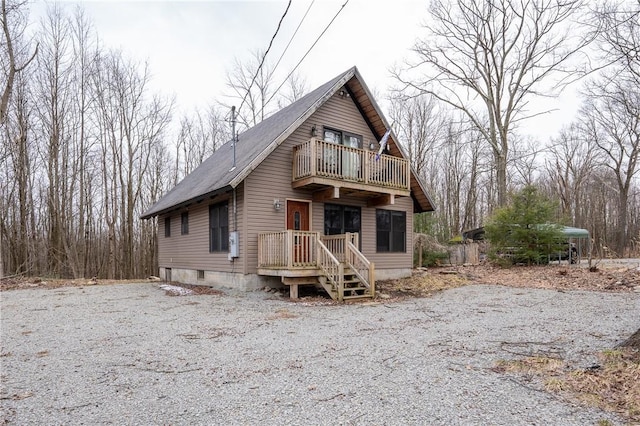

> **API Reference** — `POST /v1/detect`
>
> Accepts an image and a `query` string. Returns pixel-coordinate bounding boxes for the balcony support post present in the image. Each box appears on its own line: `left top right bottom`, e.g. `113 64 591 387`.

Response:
313 186 340 202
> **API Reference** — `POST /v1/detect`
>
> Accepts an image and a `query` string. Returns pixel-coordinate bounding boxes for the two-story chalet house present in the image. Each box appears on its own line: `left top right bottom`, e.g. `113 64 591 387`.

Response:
141 66 434 301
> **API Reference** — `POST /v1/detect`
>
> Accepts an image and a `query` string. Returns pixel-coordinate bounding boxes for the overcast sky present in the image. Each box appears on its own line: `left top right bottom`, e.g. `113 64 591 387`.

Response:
29 0 580 140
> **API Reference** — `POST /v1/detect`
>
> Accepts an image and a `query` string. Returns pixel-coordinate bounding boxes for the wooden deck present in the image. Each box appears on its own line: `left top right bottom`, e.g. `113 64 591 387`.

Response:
292 138 410 203
257 231 375 302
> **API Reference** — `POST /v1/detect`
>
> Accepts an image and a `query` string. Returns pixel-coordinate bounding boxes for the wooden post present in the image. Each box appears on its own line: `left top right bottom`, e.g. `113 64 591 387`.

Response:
287 230 293 268
338 263 344 302
290 284 299 299
364 151 370 184
369 262 375 297
311 138 317 177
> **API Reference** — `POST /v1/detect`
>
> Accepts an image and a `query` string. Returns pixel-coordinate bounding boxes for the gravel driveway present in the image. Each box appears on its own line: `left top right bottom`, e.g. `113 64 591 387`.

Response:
1 283 638 425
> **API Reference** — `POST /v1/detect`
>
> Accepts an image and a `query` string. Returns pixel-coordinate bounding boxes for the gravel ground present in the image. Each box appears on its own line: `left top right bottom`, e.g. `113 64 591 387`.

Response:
1 283 638 425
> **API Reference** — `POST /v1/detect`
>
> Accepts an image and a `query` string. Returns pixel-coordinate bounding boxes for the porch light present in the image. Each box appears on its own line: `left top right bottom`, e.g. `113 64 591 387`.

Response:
273 199 282 211
311 125 317 137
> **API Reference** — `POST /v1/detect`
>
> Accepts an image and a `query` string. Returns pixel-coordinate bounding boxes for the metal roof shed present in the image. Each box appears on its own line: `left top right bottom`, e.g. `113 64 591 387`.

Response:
562 226 590 239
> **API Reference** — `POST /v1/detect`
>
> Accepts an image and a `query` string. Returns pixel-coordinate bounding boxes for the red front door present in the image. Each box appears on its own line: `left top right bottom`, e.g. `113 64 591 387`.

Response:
287 201 310 263
287 201 309 231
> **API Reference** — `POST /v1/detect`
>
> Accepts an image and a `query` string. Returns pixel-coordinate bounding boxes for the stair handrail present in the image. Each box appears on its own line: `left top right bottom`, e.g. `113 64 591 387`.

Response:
317 239 344 302
345 238 375 296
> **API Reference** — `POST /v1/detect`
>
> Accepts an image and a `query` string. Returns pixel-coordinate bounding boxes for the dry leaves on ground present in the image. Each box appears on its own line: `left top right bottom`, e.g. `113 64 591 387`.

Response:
376 263 639 300
494 349 640 424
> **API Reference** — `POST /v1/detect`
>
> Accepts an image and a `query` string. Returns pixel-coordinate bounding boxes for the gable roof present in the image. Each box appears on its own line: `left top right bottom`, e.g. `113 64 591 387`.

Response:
142 66 435 219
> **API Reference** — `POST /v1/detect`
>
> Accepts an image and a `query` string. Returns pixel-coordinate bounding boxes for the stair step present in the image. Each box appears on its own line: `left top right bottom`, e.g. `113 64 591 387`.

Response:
343 294 374 300
343 286 367 292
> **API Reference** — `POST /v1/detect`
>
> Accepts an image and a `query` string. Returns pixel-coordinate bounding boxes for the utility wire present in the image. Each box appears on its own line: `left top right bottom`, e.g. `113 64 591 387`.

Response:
236 0 292 117
265 0 350 107
271 0 315 76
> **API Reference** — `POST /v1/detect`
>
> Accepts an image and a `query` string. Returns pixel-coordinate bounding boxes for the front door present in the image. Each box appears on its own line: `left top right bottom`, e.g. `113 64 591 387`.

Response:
287 200 310 263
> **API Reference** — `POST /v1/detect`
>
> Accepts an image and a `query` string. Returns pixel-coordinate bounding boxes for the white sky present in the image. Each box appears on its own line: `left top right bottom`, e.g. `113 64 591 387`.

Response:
29 0 581 141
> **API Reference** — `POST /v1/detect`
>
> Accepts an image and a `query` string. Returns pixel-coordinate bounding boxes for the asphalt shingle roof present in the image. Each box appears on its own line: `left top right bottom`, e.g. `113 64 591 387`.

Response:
141 66 435 218
141 67 355 218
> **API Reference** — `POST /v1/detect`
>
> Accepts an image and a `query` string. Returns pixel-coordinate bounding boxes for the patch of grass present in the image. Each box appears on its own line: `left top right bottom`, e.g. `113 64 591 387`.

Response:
495 348 640 423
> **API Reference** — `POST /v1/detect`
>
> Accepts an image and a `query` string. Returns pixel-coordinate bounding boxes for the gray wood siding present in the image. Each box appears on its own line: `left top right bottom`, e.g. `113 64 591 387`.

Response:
158 182 246 273
244 91 414 272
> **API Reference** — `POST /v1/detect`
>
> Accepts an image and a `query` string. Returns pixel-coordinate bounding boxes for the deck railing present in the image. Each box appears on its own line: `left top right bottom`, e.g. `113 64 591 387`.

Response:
292 138 410 191
345 238 375 295
317 239 344 301
258 231 373 300
257 230 318 268
319 233 359 263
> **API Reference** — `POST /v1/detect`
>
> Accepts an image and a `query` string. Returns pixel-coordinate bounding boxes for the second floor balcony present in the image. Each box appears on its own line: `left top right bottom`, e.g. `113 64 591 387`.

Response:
292 138 411 201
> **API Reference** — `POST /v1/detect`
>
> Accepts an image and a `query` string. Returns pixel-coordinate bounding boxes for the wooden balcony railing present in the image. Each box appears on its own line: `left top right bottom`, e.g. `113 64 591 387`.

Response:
292 138 410 191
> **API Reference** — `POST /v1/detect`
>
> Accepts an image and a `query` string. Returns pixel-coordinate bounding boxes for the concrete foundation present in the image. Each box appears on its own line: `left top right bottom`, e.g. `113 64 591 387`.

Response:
159 267 411 291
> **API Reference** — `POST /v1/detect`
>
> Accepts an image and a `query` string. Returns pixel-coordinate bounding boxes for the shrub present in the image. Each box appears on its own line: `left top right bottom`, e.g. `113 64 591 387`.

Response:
485 186 564 265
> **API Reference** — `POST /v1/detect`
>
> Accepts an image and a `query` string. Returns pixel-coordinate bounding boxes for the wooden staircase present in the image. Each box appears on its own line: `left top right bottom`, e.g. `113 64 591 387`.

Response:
258 231 374 302
318 266 374 302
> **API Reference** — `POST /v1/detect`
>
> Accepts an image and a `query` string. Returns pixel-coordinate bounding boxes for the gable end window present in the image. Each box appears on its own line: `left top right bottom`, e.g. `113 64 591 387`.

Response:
181 212 189 235
376 209 406 252
164 217 171 238
209 202 229 252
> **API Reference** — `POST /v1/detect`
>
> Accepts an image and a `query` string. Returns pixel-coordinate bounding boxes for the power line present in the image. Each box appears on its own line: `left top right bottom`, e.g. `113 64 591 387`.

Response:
271 0 315 76
265 0 350 107
236 0 292 117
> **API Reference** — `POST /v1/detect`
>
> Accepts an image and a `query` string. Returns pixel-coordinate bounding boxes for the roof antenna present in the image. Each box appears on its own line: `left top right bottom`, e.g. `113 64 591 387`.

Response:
230 105 237 171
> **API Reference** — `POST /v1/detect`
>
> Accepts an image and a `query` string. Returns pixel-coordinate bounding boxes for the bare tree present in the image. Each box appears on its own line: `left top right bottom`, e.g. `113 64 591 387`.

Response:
276 72 309 109
173 104 230 184
224 51 275 128
544 123 601 226
0 0 37 278
387 94 449 179
93 51 173 278
394 0 590 207
582 80 640 255
581 0 640 255
0 0 37 125
593 0 640 81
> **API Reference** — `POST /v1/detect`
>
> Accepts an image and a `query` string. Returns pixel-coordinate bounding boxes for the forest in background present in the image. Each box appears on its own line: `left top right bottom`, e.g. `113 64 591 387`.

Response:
1 0 639 279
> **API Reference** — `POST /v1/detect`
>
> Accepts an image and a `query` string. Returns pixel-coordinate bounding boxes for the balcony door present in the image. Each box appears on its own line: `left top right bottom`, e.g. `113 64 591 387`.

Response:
287 200 310 263
323 128 362 180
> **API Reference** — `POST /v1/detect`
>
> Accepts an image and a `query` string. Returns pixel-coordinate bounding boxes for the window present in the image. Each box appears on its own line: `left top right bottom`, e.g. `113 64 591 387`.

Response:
197 270 204 280
164 217 171 237
322 127 362 179
376 209 406 252
323 128 362 149
209 202 229 252
324 204 361 236
181 212 189 235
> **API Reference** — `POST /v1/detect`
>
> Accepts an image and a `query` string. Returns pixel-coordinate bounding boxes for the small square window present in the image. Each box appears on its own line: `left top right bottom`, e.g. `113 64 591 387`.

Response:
197 270 204 280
